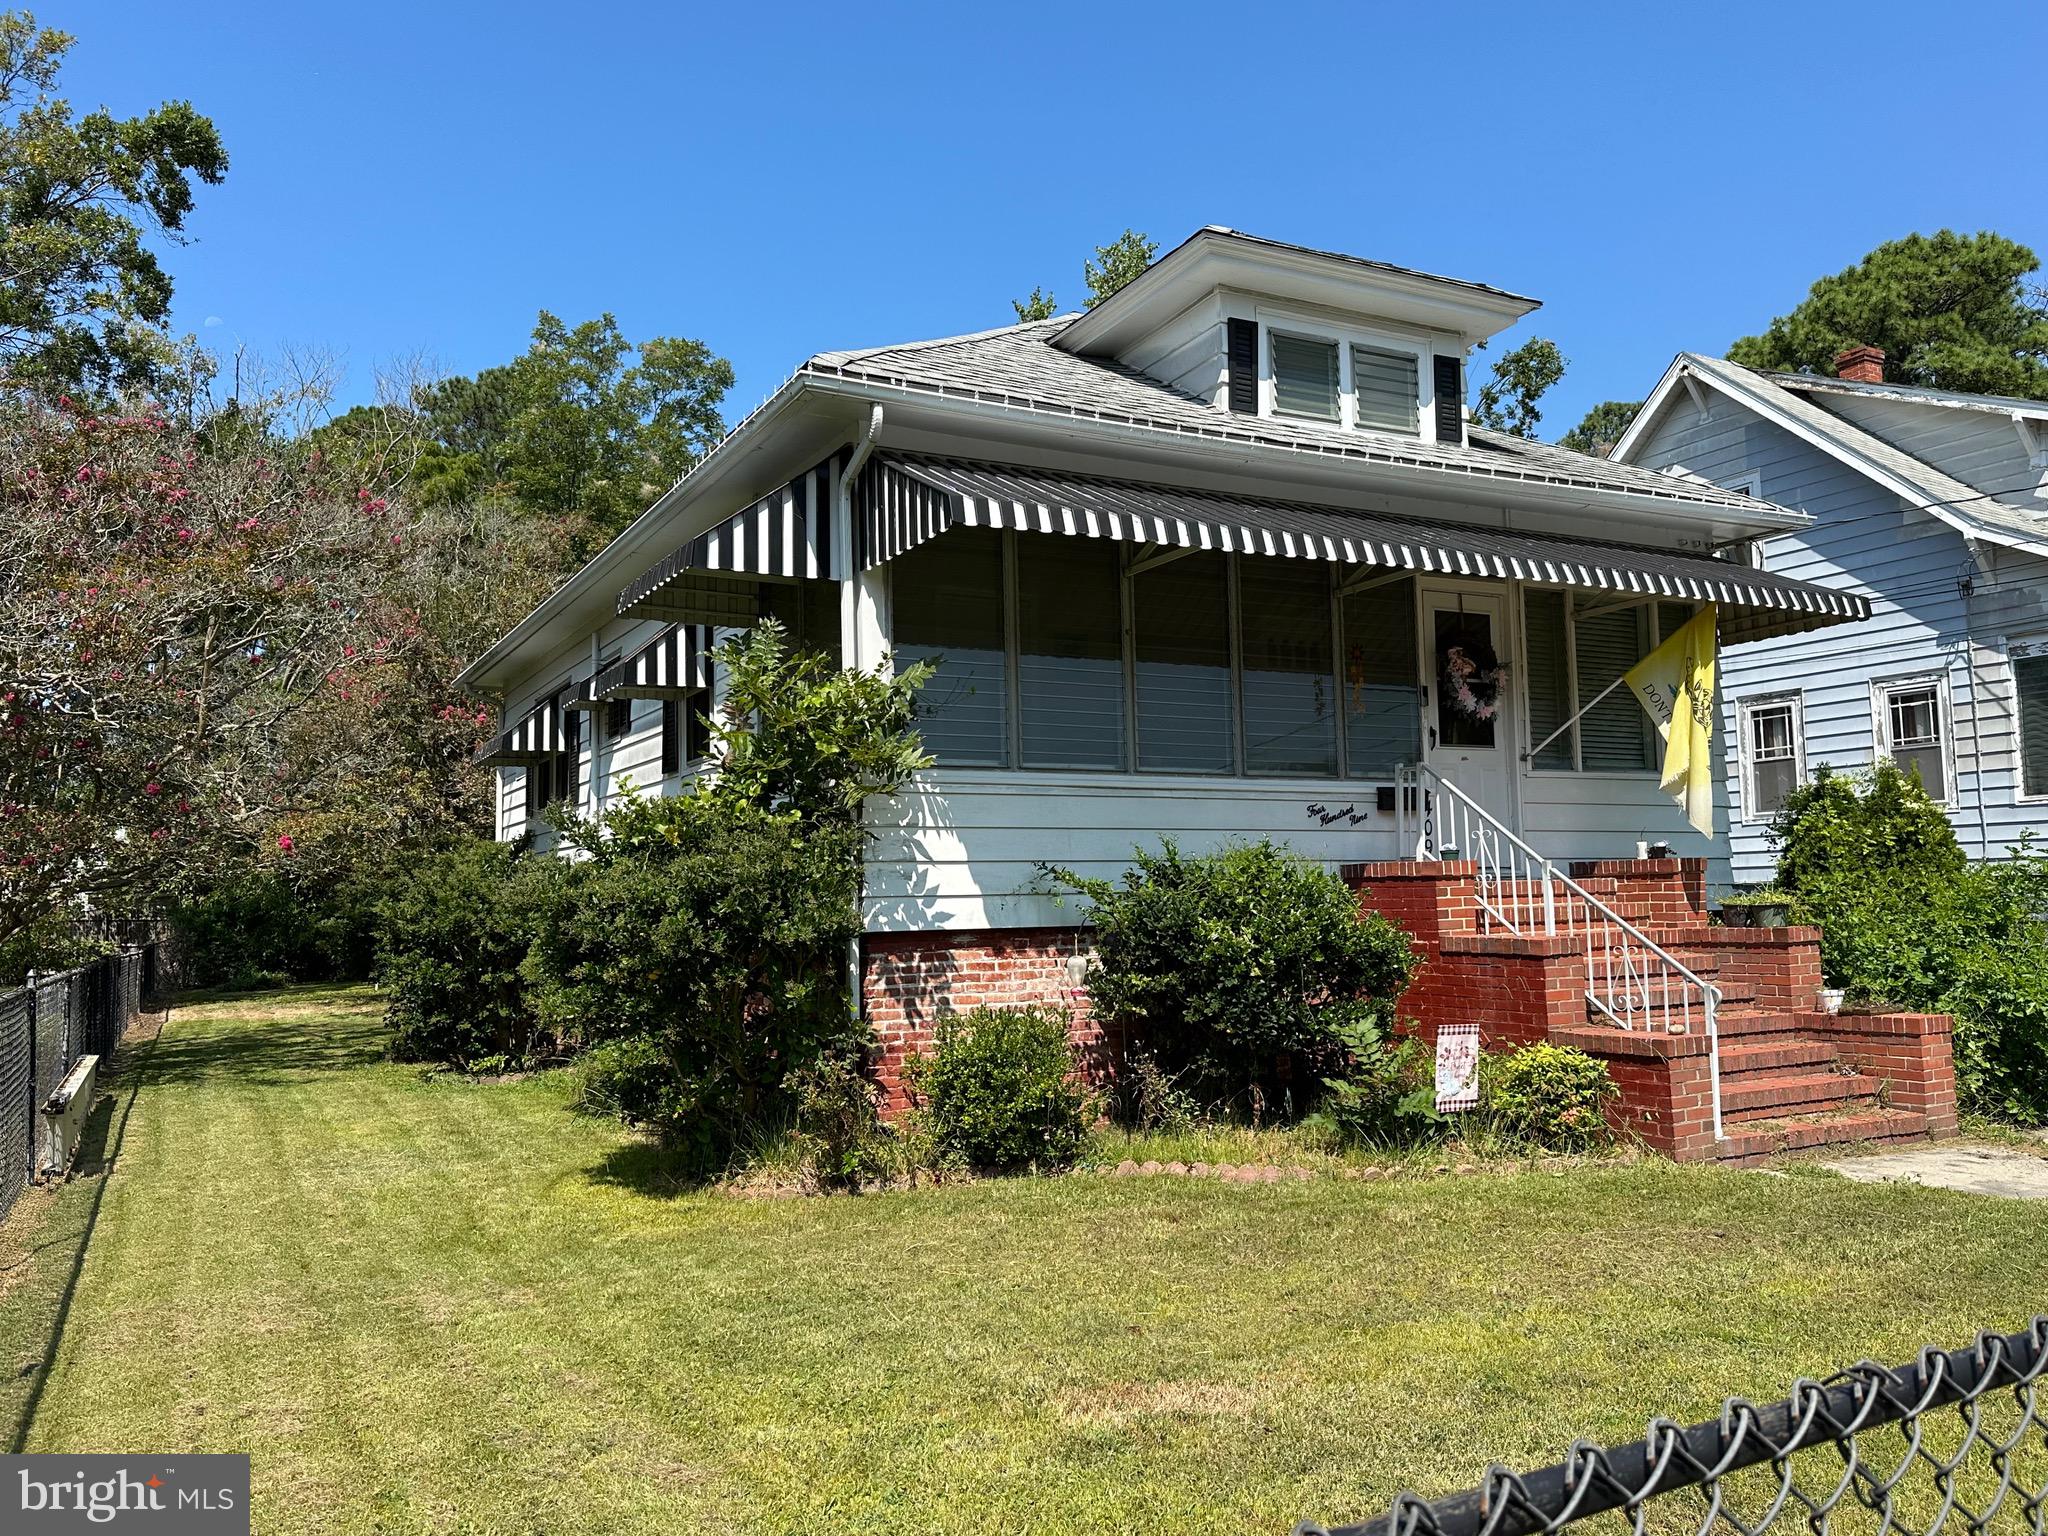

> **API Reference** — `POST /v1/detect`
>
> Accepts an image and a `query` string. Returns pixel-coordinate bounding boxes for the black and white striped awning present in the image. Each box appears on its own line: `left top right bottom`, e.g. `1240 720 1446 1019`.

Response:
566 625 711 710
856 454 1868 644
619 452 846 616
474 695 569 767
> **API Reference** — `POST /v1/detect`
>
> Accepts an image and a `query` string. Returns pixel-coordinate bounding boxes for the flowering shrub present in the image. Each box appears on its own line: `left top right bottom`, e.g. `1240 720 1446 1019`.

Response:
1481 1044 1618 1152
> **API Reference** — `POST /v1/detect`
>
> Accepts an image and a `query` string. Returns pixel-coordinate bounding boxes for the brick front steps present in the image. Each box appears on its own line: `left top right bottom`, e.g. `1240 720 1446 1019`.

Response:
1344 857 1960 1165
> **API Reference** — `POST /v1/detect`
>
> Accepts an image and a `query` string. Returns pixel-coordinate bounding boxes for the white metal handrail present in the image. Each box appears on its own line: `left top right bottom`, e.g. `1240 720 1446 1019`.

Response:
1393 762 1723 1141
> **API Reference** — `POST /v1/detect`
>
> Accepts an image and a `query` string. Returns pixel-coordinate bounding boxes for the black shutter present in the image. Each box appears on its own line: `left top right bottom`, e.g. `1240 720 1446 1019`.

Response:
1434 354 1464 445
660 699 679 775
686 688 711 764
1225 317 1258 414
606 696 631 740
558 707 581 802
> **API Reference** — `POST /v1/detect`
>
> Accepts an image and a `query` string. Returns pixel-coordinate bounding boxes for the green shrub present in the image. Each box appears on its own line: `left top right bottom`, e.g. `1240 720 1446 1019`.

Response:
1055 840 1415 1114
1482 1044 1617 1152
376 839 551 1070
570 1035 677 1126
791 1052 891 1190
526 793 866 1169
1770 763 2048 1122
172 865 386 989
904 1006 1090 1173
1309 1036 1446 1149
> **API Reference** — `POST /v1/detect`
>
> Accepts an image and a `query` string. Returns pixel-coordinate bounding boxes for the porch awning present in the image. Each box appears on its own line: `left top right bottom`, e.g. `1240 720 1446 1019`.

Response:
857 454 1868 644
618 452 846 618
474 695 568 768
565 624 711 711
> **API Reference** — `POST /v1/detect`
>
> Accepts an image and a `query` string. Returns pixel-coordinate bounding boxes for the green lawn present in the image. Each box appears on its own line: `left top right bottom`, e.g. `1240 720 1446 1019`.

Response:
6 984 2046 1535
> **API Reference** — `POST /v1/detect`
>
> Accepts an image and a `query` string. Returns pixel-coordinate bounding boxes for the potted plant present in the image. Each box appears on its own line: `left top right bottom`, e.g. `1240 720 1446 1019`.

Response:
1716 888 1793 928
1816 986 1846 1014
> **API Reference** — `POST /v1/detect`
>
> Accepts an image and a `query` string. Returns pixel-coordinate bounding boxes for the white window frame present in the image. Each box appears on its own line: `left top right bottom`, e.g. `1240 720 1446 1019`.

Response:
1870 671 1955 805
1737 691 1805 824
2006 635 2048 804
1255 307 1438 441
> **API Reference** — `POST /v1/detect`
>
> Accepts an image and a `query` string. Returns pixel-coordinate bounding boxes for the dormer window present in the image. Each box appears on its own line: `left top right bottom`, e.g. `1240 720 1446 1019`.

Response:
1352 345 1419 436
1270 333 1339 421
1255 319 1428 438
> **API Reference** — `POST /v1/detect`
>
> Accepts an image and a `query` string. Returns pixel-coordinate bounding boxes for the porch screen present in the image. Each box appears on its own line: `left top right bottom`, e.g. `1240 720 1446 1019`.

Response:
1240 560 1338 775
1522 590 1574 770
1574 605 1653 771
1341 577 1419 778
1133 552 1235 773
1017 537 1124 770
891 527 1008 766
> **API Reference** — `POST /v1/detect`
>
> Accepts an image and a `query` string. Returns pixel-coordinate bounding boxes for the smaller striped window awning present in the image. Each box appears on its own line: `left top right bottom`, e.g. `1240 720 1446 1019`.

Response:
855 454 1869 644
619 452 845 617
474 695 569 768
565 624 711 710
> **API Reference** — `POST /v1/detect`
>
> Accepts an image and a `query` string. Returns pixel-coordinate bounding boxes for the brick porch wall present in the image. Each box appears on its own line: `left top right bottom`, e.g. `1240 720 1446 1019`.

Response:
862 926 1104 1109
1797 1010 1960 1136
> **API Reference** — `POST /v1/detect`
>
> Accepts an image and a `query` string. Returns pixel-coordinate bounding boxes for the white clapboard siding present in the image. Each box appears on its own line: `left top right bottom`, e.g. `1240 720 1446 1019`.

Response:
1632 390 2048 880
1119 304 1226 404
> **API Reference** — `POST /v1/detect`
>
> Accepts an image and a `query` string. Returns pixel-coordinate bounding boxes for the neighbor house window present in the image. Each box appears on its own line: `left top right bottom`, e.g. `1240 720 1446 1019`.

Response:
1876 676 1948 800
2016 647 2048 799
891 528 1009 766
1341 578 1421 776
1133 551 1235 773
1016 537 1125 770
1740 695 1803 820
1351 345 1420 436
1270 333 1339 421
1239 560 1338 775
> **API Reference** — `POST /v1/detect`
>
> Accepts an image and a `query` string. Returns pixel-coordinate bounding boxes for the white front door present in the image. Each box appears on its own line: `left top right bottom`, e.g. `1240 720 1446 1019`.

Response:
1420 587 1516 830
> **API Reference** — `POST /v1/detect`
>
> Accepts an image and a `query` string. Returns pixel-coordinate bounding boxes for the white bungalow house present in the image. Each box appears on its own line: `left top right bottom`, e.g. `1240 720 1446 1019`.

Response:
458 229 1942 1161
1612 347 2048 883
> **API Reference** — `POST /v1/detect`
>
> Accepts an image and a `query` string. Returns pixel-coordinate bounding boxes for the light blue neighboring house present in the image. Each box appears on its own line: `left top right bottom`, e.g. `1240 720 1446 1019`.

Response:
1613 347 2048 884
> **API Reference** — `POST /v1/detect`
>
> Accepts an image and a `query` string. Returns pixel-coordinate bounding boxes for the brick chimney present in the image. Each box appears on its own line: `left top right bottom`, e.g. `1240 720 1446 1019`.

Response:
1835 345 1885 384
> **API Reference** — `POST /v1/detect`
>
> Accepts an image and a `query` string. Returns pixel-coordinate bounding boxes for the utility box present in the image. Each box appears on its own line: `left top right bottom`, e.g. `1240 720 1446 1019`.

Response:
37 1053 99 1180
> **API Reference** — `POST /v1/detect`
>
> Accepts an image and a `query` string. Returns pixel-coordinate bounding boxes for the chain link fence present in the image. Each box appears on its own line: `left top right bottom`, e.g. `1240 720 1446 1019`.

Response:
1304 1320 2048 1536
0 944 159 1224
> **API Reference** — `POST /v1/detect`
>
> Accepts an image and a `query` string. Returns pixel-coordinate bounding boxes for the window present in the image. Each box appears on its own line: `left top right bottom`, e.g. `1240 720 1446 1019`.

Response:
1271 332 1339 421
1342 578 1420 777
1574 607 1653 771
2016 647 2048 799
605 696 632 741
658 691 711 777
1876 677 1948 800
1352 345 1419 436
891 528 1009 766
1133 552 1235 773
1740 695 1803 820
1523 596 1694 772
1017 537 1125 769
1239 561 1338 775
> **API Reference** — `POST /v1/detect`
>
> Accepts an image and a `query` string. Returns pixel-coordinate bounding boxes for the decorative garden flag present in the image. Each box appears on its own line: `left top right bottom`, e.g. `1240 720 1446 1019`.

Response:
1622 603 1719 837
1435 1023 1481 1112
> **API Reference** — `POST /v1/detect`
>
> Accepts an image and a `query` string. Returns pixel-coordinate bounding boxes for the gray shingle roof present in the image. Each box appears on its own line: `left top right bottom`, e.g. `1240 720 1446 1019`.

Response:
1682 353 2048 550
1763 370 2048 419
803 321 1788 516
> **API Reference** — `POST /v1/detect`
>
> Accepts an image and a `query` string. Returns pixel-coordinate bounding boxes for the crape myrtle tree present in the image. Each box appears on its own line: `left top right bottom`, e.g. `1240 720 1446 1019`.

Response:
0 379 478 954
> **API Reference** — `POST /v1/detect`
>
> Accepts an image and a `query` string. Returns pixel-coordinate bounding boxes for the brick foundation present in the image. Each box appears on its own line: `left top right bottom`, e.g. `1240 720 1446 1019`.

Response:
862 926 1103 1108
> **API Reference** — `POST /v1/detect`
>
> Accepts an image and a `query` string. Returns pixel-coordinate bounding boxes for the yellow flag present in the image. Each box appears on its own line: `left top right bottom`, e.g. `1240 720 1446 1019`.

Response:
1622 604 1718 837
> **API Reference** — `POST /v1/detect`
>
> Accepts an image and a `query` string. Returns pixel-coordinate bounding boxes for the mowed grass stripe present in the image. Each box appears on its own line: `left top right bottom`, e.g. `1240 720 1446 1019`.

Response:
13 983 2047 1534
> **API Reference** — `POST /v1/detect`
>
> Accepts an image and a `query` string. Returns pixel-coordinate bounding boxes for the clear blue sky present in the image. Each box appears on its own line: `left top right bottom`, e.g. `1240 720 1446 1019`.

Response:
58 0 2048 440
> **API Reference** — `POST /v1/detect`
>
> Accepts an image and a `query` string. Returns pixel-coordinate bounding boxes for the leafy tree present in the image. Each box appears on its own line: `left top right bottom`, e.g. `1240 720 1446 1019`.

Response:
1085 229 1157 307
1472 337 1566 439
1558 399 1643 458
0 380 437 953
0 13 227 395
1728 231 2048 399
1011 285 1057 323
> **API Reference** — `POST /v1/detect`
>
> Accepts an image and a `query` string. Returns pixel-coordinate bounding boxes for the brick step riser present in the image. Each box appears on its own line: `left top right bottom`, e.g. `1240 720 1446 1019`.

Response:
1725 1092 1878 1124
1716 1110 1929 1164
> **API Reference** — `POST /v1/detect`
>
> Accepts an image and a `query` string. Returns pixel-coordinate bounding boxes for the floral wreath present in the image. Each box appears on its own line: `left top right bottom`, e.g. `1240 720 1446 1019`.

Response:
1438 623 1509 722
